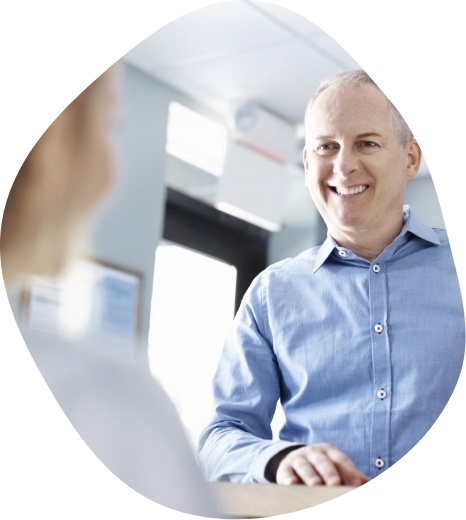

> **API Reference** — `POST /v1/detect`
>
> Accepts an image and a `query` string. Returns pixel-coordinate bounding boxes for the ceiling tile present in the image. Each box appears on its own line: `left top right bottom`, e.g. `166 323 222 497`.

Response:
124 1 299 73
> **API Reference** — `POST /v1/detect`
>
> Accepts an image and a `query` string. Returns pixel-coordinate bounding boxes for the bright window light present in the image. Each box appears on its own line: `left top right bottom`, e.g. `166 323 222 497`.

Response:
166 101 227 177
148 242 237 451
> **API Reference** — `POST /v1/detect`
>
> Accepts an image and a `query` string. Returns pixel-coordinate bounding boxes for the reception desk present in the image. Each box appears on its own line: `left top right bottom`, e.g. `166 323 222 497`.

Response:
209 482 356 518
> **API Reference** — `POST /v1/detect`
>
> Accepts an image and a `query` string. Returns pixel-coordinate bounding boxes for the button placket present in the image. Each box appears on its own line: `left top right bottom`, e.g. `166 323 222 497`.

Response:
368 257 391 479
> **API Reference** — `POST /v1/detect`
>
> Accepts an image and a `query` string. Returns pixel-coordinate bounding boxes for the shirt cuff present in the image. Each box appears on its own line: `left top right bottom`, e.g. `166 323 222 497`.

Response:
250 441 304 483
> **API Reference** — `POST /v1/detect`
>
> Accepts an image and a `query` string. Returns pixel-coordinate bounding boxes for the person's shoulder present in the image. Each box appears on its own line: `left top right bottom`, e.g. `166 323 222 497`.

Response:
422 225 454 253
407 206 450 247
418 225 457 266
23 333 219 516
26 333 166 403
431 226 450 245
261 246 321 278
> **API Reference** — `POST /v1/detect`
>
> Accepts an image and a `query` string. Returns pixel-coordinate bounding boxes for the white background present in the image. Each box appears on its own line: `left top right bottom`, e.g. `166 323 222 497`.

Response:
1 1 465 519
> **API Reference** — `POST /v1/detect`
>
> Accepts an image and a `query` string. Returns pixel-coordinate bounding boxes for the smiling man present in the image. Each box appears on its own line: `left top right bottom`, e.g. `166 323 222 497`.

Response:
198 69 465 487
304 75 420 261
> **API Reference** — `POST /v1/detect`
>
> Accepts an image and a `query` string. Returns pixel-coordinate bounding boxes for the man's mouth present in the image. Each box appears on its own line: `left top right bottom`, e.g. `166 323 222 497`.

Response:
332 185 368 196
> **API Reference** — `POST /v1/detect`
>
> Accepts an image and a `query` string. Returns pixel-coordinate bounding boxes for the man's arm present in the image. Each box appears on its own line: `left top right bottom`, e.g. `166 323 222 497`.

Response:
198 270 370 486
198 275 299 483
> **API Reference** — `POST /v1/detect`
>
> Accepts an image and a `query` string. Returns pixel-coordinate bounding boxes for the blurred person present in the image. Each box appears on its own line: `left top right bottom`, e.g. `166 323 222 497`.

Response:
1 65 218 517
199 69 465 488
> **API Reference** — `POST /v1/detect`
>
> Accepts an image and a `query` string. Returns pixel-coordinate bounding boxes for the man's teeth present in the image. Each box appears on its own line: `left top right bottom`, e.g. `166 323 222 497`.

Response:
335 185 367 195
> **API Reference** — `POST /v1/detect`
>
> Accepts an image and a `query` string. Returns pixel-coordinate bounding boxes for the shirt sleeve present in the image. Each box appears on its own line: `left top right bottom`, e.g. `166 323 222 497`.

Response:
198 272 302 482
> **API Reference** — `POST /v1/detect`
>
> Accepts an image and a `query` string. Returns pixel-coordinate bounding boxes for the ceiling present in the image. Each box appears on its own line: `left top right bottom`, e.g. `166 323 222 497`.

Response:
124 0 360 125
122 0 427 231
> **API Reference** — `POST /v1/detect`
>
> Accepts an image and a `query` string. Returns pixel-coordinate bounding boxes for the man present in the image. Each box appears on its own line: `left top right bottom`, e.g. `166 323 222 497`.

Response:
1 67 218 516
198 69 465 487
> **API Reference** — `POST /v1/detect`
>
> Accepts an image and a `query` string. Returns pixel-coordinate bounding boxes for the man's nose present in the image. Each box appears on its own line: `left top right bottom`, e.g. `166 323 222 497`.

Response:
332 147 358 177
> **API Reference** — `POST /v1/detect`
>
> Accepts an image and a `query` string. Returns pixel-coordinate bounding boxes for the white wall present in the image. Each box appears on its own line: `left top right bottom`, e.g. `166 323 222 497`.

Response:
88 63 170 357
405 174 444 229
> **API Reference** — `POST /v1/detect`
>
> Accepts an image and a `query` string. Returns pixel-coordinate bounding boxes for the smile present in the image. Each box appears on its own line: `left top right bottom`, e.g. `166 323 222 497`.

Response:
333 185 368 196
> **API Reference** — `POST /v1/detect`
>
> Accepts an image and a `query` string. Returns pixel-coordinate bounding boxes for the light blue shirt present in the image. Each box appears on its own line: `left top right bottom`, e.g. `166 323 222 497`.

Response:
198 206 465 482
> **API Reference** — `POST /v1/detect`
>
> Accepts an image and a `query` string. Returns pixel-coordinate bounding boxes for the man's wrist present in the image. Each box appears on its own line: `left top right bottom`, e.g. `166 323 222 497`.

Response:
264 446 302 482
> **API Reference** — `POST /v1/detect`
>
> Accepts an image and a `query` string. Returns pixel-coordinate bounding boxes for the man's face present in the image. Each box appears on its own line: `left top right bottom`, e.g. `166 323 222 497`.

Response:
303 83 419 245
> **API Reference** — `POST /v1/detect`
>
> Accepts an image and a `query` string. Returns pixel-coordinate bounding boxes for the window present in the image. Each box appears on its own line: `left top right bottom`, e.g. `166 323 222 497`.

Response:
148 188 268 450
148 241 237 450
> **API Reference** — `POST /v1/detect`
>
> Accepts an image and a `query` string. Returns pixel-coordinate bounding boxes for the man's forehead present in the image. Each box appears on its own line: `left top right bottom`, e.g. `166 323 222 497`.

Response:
307 84 391 137
314 83 388 111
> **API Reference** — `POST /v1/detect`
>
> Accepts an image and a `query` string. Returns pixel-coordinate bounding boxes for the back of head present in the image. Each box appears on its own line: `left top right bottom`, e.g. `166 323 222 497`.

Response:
1 68 116 287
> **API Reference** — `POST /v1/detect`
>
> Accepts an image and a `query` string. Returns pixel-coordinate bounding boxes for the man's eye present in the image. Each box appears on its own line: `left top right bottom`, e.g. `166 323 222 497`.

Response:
316 143 337 154
359 141 377 149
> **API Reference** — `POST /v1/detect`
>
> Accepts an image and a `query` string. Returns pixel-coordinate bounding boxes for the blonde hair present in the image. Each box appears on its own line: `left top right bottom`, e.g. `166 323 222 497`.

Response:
1 68 116 285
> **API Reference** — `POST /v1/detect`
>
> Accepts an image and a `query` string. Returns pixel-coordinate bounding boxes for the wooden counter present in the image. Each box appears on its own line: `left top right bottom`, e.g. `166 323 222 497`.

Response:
209 482 356 518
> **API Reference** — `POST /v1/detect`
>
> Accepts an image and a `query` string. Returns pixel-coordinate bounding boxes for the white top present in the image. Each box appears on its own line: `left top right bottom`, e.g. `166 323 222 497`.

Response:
22 329 219 517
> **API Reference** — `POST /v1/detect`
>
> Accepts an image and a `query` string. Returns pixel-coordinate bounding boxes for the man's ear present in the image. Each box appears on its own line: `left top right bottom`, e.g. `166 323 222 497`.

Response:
405 139 422 182
303 146 310 187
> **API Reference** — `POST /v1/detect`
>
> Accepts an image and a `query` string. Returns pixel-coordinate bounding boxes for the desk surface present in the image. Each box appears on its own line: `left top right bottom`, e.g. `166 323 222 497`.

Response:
209 482 356 518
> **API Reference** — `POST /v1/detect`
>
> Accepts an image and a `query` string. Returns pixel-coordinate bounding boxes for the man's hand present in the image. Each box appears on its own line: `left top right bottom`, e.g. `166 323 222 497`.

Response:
275 444 370 486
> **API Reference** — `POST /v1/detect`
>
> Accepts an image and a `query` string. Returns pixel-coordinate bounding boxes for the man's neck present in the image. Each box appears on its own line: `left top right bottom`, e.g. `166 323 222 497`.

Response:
329 215 406 262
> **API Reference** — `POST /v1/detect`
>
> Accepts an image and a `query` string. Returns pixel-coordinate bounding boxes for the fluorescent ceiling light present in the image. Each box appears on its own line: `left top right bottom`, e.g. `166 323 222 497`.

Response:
216 202 281 232
166 101 227 176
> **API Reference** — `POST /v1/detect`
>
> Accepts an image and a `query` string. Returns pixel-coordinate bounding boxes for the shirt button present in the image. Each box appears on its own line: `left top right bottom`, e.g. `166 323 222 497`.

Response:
372 264 381 273
377 389 387 399
374 457 385 469
338 249 347 257
374 323 384 333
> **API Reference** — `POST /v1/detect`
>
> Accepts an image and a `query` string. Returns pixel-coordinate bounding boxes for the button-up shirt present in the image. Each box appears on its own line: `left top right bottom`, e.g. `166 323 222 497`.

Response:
198 206 465 482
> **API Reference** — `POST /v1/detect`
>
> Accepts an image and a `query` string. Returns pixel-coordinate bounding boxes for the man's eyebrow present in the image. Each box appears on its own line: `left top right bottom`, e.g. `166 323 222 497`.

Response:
312 132 383 141
356 132 383 139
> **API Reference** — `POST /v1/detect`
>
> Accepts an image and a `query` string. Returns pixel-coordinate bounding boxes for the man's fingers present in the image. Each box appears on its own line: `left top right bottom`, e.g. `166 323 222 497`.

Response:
276 445 339 486
275 464 305 486
319 444 368 486
278 454 325 486
276 444 370 487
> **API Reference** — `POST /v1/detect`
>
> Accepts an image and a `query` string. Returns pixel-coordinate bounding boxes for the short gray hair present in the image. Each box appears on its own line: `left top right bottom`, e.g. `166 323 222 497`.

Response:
304 69 414 149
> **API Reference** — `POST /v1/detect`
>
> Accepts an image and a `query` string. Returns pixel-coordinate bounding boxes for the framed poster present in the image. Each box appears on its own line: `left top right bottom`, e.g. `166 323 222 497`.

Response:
22 256 142 350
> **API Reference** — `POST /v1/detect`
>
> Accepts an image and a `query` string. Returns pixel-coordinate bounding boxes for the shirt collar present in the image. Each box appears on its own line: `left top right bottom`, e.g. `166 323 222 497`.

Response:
312 205 442 273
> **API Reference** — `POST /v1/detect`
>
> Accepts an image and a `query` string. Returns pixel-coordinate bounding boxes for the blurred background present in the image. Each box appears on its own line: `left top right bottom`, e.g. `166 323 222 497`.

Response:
7 0 444 452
